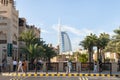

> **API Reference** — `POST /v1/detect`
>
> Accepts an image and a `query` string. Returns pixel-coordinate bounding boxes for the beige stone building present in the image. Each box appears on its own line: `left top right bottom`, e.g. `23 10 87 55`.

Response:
0 0 40 64
0 0 19 63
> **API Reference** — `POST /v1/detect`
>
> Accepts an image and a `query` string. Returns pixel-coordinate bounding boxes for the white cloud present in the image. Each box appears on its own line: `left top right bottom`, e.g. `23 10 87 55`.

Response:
41 29 49 33
52 24 94 36
62 25 82 36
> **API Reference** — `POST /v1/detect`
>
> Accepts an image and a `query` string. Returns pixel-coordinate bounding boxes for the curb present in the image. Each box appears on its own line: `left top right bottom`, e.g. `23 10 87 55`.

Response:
10 78 22 80
2 73 119 77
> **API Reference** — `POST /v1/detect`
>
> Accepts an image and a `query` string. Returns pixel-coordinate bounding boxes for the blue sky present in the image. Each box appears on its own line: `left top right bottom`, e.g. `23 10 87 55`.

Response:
15 0 120 50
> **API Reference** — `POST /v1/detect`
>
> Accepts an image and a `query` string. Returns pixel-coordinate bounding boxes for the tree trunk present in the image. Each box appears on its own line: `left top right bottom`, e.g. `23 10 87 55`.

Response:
48 58 51 70
88 47 93 63
97 47 100 61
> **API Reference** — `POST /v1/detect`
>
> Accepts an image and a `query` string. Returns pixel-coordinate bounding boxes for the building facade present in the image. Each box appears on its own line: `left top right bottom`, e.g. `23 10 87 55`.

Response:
0 0 19 63
0 0 41 63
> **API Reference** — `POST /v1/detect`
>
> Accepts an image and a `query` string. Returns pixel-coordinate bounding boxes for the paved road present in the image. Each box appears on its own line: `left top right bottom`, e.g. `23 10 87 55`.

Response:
10 76 120 80
0 76 120 80
0 76 14 80
88 76 120 80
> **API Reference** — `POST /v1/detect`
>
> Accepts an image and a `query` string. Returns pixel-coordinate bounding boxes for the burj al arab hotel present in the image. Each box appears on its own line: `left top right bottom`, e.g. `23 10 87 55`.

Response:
58 20 72 55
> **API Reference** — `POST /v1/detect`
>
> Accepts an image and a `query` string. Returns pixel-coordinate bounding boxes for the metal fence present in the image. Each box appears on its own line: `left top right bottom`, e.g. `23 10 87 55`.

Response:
0 62 112 74
81 62 112 74
63 62 76 72
46 62 59 72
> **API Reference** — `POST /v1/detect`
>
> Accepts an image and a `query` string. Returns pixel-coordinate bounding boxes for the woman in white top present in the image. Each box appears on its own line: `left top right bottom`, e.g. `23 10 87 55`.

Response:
17 60 23 72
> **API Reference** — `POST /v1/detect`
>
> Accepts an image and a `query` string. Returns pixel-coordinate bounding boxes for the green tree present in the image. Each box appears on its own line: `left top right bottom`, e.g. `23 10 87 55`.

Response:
19 29 58 62
80 33 97 62
19 30 36 46
105 27 120 55
73 51 81 62
43 44 57 63
78 54 88 63
96 33 110 61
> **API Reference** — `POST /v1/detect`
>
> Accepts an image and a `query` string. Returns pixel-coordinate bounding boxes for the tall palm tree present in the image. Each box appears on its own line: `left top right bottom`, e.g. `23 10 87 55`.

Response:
105 27 120 57
19 30 36 46
80 33 97 62
19 30 46 60
96 33 110 61
43 44 57 63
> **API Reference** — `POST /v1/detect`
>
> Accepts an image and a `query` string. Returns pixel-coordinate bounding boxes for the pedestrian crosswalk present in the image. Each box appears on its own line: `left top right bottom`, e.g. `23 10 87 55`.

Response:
79 77 88 80
10 77 88 80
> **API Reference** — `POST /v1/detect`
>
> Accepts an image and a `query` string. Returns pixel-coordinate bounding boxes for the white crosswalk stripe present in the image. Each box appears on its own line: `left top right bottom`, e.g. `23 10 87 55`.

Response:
79 77 88 80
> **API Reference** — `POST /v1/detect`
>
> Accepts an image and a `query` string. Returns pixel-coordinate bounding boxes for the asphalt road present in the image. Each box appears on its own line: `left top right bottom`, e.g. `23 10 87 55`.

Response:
0 76 120 80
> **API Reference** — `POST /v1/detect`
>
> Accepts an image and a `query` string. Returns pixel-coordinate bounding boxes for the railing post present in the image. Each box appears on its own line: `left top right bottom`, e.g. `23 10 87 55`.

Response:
110 63 112 75
0 65 2 74
57 63 58 74
46 63 48 74
35 64 37 74
88 62 90 73
78 66 80 73
8 64 10 74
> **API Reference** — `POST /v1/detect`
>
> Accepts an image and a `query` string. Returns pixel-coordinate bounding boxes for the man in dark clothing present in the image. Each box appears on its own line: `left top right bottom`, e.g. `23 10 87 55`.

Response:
98 59 102 72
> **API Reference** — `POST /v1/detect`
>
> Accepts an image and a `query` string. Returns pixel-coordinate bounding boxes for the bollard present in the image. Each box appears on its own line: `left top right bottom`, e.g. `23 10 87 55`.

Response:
57 64 58 74
67 66 69 74
78 66 80 73
110 63 112 75
88 62 90 73
35 64 37 74
46 64 48 74
9 65 11 74
0 66 1 74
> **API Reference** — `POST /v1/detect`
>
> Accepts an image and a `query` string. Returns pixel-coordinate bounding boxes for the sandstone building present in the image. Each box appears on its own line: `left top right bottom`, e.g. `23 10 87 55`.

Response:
0 0 19 63
0 0 40 64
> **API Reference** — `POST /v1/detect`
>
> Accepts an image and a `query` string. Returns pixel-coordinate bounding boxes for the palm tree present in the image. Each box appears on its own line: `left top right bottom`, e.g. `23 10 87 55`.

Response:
96 33 110 61
43 44 57 63
19 29 36 46
19 29 57 63
104 27 120 60
80 33 97 62
19 29 46 60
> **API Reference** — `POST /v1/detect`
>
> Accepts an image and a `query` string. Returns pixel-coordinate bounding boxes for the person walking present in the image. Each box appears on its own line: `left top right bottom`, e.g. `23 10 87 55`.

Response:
98 59 102 72
17 60 23 73
67 60 72 73
13 59 17 72
22 60 27 73
93 61 97 72
33 59 37 71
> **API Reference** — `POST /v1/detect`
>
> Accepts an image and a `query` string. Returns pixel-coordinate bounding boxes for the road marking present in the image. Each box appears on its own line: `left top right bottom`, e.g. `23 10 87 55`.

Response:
84 76 88 80
79 77 88 80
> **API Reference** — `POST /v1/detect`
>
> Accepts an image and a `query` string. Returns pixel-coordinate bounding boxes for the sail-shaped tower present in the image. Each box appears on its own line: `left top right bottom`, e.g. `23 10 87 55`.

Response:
58 20 72 54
